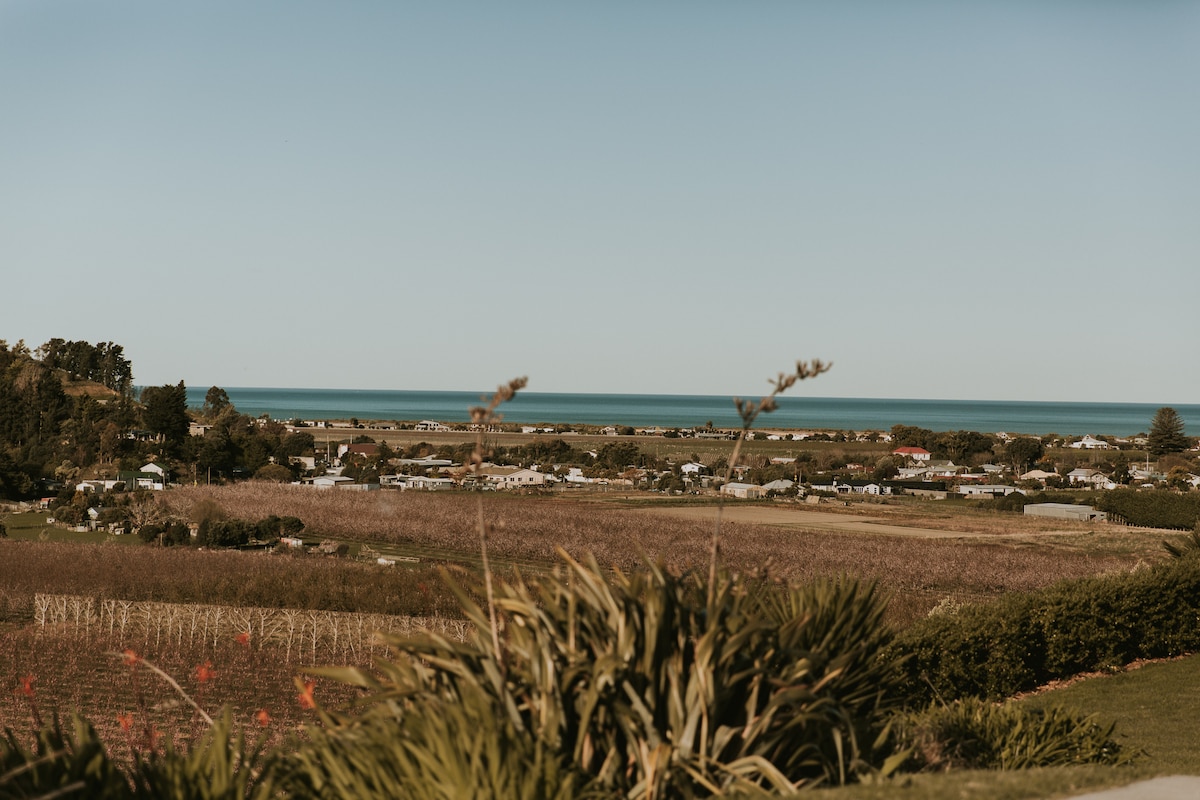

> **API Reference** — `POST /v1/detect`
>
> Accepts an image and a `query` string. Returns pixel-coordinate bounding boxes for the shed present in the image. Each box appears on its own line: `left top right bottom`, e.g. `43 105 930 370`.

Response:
1023 503 1106 522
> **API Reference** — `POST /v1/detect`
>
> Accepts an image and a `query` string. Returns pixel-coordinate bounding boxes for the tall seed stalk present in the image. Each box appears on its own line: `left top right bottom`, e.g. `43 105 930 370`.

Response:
455 377 528 674
709 359 831 605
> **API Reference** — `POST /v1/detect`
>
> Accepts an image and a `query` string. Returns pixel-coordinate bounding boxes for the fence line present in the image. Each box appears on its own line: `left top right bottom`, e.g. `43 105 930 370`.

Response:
33 594 472 664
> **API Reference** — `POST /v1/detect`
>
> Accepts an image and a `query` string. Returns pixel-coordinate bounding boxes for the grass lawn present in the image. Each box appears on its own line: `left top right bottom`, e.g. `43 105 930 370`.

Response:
1019 655 1200 776
1 510 135 545
816 654 1200 800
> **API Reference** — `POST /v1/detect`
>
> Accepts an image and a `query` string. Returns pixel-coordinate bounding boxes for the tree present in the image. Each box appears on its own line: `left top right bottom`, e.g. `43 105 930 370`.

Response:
1005 437 1045 473
141 381 189 449
202 386 232 420
1148 407 1190 457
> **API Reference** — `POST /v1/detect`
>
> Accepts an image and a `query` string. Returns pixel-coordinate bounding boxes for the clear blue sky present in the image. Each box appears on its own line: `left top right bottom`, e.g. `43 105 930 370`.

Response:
3 1 1197 403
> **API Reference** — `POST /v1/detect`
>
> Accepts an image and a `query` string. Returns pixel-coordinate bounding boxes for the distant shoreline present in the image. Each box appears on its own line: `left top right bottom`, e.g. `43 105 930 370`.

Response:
183 387 1198 438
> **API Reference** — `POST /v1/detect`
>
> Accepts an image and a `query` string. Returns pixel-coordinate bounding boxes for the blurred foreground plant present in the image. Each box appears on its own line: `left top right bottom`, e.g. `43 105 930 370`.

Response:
287 551 905 798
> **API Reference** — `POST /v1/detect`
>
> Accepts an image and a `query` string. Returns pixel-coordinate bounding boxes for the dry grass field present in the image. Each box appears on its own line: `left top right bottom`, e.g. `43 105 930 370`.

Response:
157 483 1153 622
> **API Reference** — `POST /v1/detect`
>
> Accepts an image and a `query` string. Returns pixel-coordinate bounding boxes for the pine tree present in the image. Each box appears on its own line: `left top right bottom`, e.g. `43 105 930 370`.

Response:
1147 406 1190 457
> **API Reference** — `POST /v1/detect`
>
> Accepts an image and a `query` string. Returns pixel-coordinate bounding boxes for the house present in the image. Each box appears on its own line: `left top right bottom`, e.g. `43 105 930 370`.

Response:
924 460 964 478
1068 468 1109 488
290 455 317 471
720 482 764 499
497 468 546 489
1069 435 1110 450
1019 469 1056 482
761 479 796 494
414 420 450 432
117 470 165 491
679 462 707 476
893 446 931 462
1024 503 1106 522
477 466 547 489
381 474 455 491
338 443 380 459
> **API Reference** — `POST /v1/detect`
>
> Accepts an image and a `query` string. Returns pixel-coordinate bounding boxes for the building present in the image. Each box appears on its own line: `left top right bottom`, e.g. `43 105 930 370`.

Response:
720 482 764 499
893 446 932 462
1023 503 1106 522
477 466 547 489
957 484 1020 497
1069 435 1111 450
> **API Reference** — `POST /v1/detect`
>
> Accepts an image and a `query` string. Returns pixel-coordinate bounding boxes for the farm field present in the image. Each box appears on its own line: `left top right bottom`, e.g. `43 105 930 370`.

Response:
1 484 1191 797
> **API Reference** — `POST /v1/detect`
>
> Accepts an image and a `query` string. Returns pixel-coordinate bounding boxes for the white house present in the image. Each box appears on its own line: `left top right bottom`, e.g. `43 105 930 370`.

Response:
477 466 547 489
413 420 450 432
497 468 546 489
893 447 932 462
1067 468 1116 490
1069 435 1110 450
679 462 707 476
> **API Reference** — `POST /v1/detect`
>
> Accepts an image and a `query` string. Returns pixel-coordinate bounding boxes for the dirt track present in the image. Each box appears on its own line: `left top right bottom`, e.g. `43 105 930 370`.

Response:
640 505 980 539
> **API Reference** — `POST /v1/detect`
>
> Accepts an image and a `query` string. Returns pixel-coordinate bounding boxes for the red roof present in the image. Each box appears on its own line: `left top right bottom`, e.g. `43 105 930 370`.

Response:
893 447 931 455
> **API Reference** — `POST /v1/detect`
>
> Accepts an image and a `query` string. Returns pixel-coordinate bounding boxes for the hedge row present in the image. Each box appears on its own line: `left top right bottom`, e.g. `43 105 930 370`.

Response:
1096 489 1200 530
890 555 1200 706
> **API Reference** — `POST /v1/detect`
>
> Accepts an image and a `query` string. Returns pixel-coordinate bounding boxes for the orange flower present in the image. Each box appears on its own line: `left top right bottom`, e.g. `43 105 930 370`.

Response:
18 674 35 698
122 649 140 666
194 661 215 684
117 712 134 732
297 678 317 710
255 708 271 727
235 631 251 647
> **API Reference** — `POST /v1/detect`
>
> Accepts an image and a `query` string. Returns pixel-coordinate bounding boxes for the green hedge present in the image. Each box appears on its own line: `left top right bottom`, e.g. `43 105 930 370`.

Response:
891 556 1200 705
1096 489 1200 530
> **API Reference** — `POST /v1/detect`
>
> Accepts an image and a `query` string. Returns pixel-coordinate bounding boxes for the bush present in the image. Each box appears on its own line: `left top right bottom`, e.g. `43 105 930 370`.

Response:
892 557 1200 705
897 697 1131 771
1097 489 1200 529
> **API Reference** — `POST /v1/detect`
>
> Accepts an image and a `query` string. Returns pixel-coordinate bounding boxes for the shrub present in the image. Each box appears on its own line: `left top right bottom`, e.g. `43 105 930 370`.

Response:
288 553 906 796
1096 489 1200 529
893 557 1200 705
897 697 1131 771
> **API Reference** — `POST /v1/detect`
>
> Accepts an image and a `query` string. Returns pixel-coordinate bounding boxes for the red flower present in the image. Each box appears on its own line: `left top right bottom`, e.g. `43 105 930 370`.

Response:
255 708 271 727
122 649 140 666
235 631 251 647
117 712 134 732
18 674 35 698
297 679 317 710
194 661 215 684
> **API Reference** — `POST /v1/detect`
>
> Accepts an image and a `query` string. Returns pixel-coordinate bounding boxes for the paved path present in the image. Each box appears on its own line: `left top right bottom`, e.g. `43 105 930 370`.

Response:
1069 776 1200 799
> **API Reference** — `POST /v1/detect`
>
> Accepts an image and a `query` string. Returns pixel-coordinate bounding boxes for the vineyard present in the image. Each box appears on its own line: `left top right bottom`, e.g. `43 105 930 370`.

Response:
31 594 470 664
2 595 469 752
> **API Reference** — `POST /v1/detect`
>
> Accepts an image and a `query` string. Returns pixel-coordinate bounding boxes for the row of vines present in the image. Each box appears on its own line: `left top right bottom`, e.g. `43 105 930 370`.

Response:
33 594 471 664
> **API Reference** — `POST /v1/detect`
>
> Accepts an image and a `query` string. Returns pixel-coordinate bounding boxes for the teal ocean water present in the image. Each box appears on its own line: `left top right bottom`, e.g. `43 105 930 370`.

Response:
185 388 1198 437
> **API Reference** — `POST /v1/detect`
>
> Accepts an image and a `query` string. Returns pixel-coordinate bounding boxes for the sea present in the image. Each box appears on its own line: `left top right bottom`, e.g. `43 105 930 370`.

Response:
183 387 1199 438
